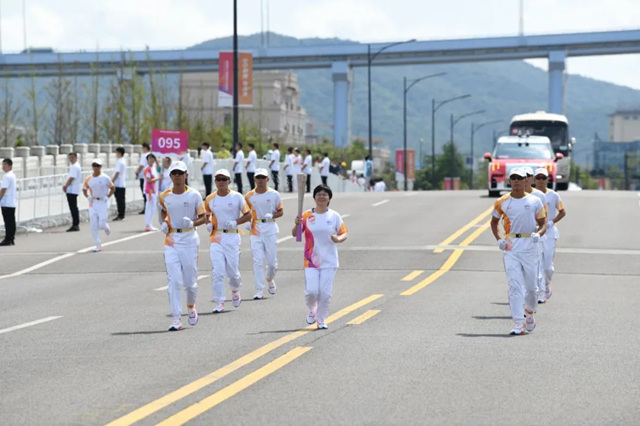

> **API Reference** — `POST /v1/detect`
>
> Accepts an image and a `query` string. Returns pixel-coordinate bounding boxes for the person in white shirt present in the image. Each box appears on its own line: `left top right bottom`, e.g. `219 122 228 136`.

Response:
373 178 387 192
160 157 173 192
245 168 283 299
490 168 547 335
319 153 330 186
269 142 281 191
200 142 214 196
111 147 127 221
82 158 115 253
233 143 245 194
245 143 258 190
204 169 251 313
0 158 17 246
301 149 313 193
159 161 207 331
293 184 348 329
143 154 161 232
534 167 566 303
292 148 302 191
284 147 294 193
62 152 82 231
134 143 151 215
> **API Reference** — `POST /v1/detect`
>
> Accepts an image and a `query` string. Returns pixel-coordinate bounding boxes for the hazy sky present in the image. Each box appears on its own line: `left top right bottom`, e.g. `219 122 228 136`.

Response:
1 0 639 89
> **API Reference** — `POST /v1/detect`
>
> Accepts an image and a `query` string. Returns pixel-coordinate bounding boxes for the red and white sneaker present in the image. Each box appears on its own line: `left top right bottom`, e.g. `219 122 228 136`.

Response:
188 307 198 326
510 322 527 335
212 303 224 313
524 310 537 332
168 318 183 331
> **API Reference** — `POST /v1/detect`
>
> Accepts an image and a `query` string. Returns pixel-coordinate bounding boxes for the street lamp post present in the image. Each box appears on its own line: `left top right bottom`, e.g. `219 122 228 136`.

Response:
368 39 416 160
470 119 501 189
403 72 446 190
449 109 485 182
431 94 471 184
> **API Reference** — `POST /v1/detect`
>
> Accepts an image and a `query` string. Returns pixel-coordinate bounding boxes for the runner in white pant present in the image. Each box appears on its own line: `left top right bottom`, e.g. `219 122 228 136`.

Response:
490 168 547 336
82 158 114 253
204 169 251 313
522 166 549 303
534 167 566 301
293 184 348 330
158 161 207 332
245 168 283 299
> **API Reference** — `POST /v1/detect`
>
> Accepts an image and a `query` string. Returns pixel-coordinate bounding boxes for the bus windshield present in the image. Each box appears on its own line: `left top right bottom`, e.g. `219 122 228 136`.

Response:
493 142 554 160
510 120 569 154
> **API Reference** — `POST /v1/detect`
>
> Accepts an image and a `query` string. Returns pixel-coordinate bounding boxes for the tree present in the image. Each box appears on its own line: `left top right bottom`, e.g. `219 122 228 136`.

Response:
0 77 22 147
24 69 47 145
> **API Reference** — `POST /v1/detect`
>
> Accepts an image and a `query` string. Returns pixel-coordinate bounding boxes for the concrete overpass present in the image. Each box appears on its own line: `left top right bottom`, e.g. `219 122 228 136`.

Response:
2 29 640 146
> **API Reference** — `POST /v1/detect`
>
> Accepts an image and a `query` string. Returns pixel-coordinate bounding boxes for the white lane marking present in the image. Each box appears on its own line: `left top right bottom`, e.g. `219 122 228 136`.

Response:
372 199 389 207
0 231 155 281
341 214 351 219
0 316 63 335
277 235 294 244
154 274 209 291
403 192 417 197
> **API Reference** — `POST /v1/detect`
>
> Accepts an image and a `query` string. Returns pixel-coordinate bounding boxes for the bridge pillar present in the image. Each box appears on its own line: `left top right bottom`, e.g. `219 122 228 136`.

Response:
548 51 566 114
332 61 352 148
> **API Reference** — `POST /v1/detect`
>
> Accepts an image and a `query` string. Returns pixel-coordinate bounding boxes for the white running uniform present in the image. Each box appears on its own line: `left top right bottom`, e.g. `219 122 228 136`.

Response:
493 193 544 323
83 174 114 246
159 187 205 320
205 190 250 304
542 188 564 287
245 188 283 291
528 188 548 297
300 208 348 325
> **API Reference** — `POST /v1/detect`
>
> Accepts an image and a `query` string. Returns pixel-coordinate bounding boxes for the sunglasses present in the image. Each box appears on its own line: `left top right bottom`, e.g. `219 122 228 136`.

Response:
510 176 525 181
215 177 229 182
92 164 101 167
535 176 548 180
255 176 267 179
170 170 185 176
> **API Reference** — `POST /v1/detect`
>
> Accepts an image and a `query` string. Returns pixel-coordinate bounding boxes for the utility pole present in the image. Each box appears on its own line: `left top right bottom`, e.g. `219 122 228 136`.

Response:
233 0 239 150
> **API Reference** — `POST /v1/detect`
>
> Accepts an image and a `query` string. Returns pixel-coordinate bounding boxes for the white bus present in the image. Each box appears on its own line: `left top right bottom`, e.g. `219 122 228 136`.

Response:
509 111 574 190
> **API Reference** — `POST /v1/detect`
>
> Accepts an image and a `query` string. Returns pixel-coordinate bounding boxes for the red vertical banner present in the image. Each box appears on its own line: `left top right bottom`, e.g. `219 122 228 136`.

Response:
218 51 253 108
395 149 415 179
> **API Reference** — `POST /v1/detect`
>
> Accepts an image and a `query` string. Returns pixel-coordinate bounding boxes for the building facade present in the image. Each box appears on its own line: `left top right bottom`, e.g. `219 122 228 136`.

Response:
180 71 307 146
609 110 640 142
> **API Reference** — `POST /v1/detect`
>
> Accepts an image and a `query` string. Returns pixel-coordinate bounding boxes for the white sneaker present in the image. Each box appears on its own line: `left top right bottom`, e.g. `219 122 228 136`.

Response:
145 226 158 232
525 312 537 332
212 303 224 313
510 322 527 335
267 280 277 295
168 318 183 331
104 224 111 236
306 311 316 325
253 291 264 300
545 286 553 300
232 292 242 307
538 298 546 304
317 322 328 330
188 307 198 326
92 245 102 253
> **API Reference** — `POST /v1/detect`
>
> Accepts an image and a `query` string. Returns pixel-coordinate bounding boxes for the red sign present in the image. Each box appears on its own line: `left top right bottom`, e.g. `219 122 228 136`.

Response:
218 51 253 107
151 129 189 155
395 149 415 179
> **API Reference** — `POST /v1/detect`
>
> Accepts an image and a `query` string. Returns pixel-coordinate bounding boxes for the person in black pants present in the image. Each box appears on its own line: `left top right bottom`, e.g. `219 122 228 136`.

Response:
62 152 82 231
269 142 280 191
0 158 17 246
112 147 127 220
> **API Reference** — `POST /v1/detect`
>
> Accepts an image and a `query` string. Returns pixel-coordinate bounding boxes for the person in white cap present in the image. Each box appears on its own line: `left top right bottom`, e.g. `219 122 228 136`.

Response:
158 161 207 331
82 158 114 253
244 168 283 299
490 168 547 335
522 166 549 304
534 167 566 302
204 168 251 313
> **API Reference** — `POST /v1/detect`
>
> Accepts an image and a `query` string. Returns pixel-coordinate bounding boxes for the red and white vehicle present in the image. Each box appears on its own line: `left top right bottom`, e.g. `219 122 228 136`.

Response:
484 135 563 197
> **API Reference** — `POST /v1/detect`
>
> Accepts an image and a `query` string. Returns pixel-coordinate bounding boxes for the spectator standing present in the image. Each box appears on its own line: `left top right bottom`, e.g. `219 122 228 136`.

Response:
284 147 294 192
245 143 258 190
233 142 245 193
301 149 313 193
112 147 127 221
62 152 82 230
201 142 214 196
269 142 281 190
319 153 330 185
0 158 17 246
134 143 151 215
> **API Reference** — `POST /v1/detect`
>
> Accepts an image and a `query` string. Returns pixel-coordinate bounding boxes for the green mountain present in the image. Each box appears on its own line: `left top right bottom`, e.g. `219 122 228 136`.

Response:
192 32 640 167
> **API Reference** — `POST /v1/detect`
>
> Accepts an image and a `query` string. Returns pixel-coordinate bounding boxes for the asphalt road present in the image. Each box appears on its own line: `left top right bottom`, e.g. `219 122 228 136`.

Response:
1 190 639 425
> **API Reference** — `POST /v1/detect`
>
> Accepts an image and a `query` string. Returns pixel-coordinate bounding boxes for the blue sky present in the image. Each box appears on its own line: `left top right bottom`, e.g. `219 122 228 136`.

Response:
2 0 639 89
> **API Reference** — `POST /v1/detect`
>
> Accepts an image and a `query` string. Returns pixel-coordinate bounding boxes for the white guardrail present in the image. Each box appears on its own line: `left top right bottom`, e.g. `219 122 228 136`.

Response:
0 159 363 234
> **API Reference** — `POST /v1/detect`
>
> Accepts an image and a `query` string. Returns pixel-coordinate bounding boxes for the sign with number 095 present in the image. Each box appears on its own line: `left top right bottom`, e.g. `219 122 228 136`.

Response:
151 129 189 155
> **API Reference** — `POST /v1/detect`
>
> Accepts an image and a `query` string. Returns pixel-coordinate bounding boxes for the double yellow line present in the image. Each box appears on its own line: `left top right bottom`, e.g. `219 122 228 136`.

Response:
107 295 383 426
400 206 494 296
